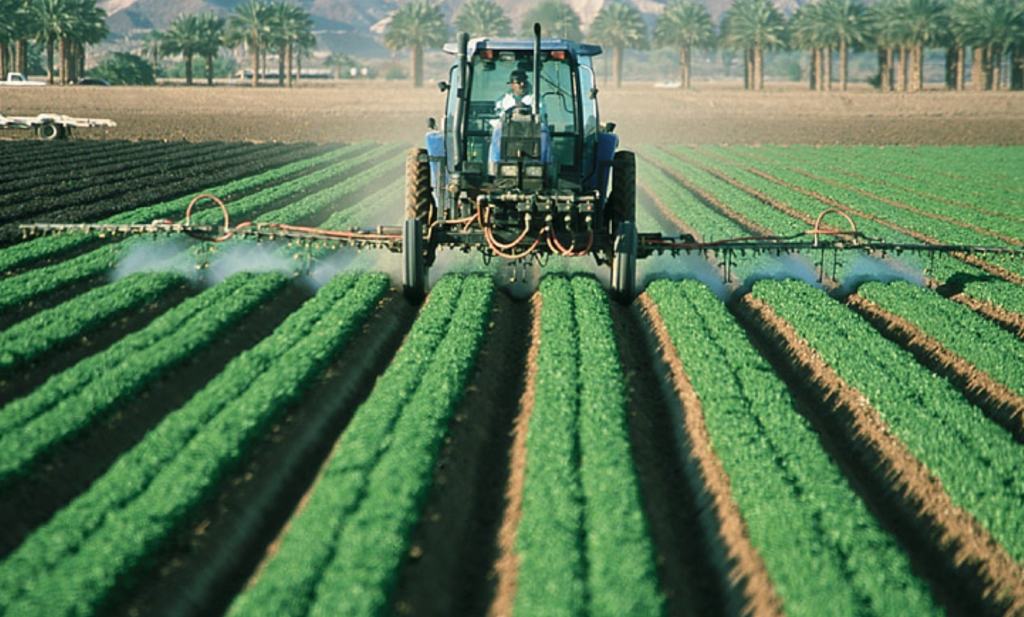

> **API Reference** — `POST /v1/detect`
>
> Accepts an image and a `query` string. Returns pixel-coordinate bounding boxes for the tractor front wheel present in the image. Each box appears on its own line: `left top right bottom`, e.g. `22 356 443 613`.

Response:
403 218 427 303
611 220 637 303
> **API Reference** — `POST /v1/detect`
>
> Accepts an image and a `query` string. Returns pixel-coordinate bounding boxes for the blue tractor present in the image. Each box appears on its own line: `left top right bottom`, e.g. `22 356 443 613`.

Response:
402 24 638 301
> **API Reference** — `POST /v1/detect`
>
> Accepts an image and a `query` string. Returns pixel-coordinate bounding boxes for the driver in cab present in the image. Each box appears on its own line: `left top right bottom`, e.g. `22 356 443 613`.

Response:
495 69 534 114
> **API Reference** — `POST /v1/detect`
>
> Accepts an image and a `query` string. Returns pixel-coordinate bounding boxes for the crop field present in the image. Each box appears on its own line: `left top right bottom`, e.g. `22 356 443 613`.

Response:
2 132 1024 617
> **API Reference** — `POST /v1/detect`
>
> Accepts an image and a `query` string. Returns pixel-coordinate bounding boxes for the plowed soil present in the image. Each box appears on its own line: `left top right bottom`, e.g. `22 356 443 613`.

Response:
4 81 1024 146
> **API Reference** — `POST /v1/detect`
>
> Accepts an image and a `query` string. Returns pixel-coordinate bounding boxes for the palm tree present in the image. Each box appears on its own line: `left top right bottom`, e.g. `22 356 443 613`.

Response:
140 29 166 77
954 0 1024 90
164 13 202 85
67 0 106 82
195 12 225 86
8 0 34 75
269 2 314 87
589 3 648 88
820 0 871 91
721 0 787 90
519 0 582 41
227 0 272 87
324 50 354 79
31 0 73 84
653 1 715 89
0 0 25 76
455 0 512 38
383 0 447 88
902 0 947 91
789 2 830 90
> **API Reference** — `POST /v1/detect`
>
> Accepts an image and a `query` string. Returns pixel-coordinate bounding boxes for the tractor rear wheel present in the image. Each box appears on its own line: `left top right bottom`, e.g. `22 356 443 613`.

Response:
403 148 435 302
611 220 637 303
605 150 636 235
403 218 427 303
405 148 436 228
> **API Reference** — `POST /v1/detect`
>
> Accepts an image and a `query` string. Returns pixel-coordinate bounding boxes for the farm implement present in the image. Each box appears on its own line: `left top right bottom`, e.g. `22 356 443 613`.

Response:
17 26 1024 299
0 111 116 140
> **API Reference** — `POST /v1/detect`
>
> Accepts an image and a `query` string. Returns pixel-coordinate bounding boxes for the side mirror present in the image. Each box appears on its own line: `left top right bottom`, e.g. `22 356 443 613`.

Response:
604 122 616 134
588 87 599 100
438 81 449 92
427 117 437 130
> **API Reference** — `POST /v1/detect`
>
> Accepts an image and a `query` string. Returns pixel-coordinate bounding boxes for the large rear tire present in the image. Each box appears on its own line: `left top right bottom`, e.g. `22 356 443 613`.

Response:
611 220 637 303
405 148 436 228
605 150 636 235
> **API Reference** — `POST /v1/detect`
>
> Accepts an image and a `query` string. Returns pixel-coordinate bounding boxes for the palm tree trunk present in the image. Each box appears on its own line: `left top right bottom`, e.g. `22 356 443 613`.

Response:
824 46 832 91
613 46 624 88
809 48 817 90
46 39 55 84
839 40 848 91
1012 46 1024 91
16 40 27 75
0 44 8 77
880 48 888 91
251 41 259 87
679 46 690 89
895 46 906 92
412 44 423 87
991 46 1001 91
186 52 193 85
206 56 214 85
286 44 294 88
754 46 763 90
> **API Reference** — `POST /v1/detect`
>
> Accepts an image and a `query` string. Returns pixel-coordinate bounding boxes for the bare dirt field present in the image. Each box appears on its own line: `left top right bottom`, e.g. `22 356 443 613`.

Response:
3 80 1024 146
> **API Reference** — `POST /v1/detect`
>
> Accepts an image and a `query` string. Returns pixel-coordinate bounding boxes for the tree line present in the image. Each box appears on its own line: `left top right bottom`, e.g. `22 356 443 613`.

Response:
3 0 1021 91
386 0 1024 92
0 0 107 84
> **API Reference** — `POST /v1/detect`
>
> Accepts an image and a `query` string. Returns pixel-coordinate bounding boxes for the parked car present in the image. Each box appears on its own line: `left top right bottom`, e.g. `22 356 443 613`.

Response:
75 77 111 86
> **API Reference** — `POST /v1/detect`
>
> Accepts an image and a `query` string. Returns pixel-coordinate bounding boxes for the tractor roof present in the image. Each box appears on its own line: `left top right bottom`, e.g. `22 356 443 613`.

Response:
443 37 603 58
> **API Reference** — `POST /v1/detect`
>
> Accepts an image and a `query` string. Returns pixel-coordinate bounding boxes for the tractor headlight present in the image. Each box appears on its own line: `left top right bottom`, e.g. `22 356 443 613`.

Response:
523 163 545 179
499 164 519 179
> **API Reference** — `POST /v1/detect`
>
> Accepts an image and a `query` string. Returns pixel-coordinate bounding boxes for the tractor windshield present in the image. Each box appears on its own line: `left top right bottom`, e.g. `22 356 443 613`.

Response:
459 49 594 187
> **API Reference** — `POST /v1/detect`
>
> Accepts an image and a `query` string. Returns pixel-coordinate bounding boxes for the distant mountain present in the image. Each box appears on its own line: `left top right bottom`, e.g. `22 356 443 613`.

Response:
99 0 876 49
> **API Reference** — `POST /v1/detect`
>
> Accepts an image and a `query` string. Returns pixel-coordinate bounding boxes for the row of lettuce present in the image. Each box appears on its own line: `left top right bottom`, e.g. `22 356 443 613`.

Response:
640 144 1024 613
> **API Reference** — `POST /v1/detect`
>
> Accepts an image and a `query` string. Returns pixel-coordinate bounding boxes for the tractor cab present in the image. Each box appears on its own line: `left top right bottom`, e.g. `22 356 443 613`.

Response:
423 29 620 223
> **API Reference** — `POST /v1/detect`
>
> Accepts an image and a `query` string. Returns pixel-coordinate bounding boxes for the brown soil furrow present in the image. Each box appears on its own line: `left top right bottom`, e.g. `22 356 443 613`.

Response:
947 291 1024 340
680 146 1024 287
112 291 417 617
655 147 821 229
637 294 784 617
0 280 312 561
613 298 729 616
696 145 1022 247
847 293 1024 442
639 150 776 237
752 149 1024 226
487 292 541 617
393 290 531 617
732 293 1024 616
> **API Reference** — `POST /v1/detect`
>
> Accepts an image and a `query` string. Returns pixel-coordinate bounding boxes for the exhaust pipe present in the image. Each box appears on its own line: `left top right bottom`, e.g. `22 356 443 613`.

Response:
452 31 469 171
532 23 541 118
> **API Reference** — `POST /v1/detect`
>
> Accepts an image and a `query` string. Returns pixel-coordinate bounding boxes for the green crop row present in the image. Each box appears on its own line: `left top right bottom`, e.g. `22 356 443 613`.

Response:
0 271 186 375
226 274 494 617
736 145 1024 228
514 275 663 617
0 143 370 273
751 279 1024 565
640 146 807 238
857 280 1024 398
0 271 287 491
693 145 1024 280
648 279 940 616
0 272 389 617
0 144 399 318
